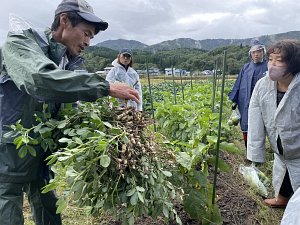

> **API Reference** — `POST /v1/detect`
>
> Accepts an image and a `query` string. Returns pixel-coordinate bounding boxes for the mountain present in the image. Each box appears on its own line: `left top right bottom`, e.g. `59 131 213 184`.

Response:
95 31 300 51
96 39 148 51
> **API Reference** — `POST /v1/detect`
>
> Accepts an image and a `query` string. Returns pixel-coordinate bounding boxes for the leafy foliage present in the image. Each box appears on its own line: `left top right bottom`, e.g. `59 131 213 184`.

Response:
11 100 182 225
12 79 240 225
82 45 250 74
144 81 240 224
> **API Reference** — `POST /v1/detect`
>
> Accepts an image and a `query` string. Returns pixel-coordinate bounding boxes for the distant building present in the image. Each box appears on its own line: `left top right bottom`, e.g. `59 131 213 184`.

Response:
95 70 106 75
201 70 213 75
104 66 114 74
148 67 160 75
165 68 190 76
165 68 179 75
136 67 160 76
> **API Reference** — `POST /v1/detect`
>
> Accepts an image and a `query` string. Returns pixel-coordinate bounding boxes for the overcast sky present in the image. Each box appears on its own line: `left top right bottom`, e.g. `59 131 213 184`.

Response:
1 0 300 46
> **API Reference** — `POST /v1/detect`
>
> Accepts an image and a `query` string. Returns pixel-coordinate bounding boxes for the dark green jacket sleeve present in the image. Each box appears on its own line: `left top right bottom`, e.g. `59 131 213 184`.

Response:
2 31 110 103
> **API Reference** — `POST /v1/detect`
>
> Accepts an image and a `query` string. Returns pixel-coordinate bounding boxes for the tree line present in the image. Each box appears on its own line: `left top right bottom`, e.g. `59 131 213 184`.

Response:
82 44 251 75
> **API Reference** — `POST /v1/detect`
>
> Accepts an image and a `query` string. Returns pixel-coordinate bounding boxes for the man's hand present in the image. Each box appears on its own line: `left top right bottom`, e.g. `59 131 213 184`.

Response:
109 83 140 103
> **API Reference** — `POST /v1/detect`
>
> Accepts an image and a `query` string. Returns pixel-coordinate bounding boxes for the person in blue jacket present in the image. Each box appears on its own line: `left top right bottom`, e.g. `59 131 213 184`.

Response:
228 40 268 147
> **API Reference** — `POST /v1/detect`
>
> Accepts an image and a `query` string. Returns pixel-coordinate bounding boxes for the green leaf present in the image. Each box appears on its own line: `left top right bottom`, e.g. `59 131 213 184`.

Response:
58 155 71 162
137 192 144 203
90 112 101 121
136 186 145 192
176 152 192 170
97 140 108 151
183 189 207 220
58 138 71 143
18 145 28 158
27 145 36 157
76 128 89 136
46 155 58 165
57 120 67 129
130 192 138 205
41 138 55 151
14 136 23 149
74 137 83 145
100 155 111 167
207 135 218 144
161 170 172 177
219 142 241 154
207 156 231 172
29 139 39 145
42 182 58 193
207 204 223 224
56 198 67 214
66 167 78 177
72 181 85 201
126 188 136 197
103 121 112 128
192 170 208 187
128 215 135 225
39 127 53 134
163 204 169 218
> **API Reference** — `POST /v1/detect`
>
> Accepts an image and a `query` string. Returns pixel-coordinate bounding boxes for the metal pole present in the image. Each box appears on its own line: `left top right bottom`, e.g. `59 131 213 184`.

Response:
190 71 193 90
146 57 156 131
179 70 184 101
211 60 217 112
212 50 227 205
171 65 177 104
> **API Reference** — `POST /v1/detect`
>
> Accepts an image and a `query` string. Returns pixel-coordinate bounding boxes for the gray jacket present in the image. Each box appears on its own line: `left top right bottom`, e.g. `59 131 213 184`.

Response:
247 72 300 196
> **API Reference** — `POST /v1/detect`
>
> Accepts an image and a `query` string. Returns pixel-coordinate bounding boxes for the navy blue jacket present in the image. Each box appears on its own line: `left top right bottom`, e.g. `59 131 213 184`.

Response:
229 60 267 131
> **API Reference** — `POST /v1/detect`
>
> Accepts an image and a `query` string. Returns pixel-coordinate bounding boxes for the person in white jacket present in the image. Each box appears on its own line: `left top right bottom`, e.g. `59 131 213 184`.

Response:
247 39 300 208
106 48 143 111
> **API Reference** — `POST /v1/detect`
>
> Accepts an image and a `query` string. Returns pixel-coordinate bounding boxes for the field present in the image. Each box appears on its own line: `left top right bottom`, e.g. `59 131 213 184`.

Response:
23 78 285 225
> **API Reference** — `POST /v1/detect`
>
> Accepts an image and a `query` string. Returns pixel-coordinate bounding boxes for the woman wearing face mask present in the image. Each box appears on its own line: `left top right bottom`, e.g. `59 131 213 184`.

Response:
247 39 300 208
106 48 143 111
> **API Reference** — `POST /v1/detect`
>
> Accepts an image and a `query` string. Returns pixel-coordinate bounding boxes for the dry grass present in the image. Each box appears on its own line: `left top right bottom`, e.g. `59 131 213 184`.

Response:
24 195 95 225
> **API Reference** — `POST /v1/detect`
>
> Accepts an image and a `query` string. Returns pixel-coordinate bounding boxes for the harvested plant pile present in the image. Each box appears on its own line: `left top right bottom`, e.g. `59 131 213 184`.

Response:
13 100 182 225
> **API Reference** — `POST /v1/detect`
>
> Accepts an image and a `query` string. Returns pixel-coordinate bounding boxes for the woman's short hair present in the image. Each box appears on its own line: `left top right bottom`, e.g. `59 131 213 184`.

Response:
267 39 300 75
51 11 101 34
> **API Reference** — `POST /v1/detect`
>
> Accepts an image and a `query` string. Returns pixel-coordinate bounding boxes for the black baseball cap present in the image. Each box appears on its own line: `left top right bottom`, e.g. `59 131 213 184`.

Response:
119 48 132 56
55 0 108 32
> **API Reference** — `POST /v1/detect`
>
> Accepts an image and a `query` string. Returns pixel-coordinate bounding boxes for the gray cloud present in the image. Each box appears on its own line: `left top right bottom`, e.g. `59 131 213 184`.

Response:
1 0 300 46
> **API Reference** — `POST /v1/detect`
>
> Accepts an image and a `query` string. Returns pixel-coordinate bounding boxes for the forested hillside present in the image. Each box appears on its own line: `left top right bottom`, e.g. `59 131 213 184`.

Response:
82 44 250 75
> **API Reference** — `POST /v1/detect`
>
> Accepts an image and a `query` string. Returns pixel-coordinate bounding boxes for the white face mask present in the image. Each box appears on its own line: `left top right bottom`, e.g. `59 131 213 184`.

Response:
268 65 289 81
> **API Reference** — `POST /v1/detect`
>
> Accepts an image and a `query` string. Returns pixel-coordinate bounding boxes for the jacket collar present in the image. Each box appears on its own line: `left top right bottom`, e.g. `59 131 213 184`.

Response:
44 28 67 66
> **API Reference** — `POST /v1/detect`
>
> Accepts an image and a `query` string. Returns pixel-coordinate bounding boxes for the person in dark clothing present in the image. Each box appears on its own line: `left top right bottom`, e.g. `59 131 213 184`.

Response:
228 39 268 147
0 0 139 224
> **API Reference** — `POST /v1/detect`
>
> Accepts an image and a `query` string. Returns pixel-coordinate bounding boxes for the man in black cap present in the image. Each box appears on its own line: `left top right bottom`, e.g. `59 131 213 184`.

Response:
0 0 139 224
